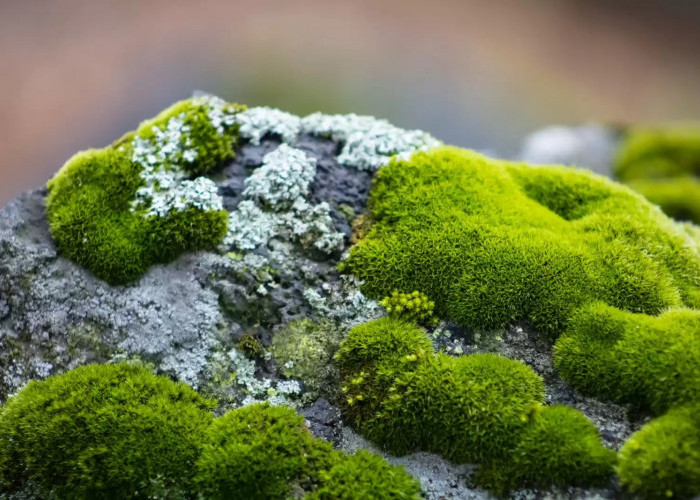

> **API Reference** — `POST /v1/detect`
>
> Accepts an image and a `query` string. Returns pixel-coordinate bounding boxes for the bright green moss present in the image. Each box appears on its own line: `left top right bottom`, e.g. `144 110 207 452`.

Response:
380 290 438 326
0 364 215 499
554 303 700 414
618 404 700 499
271 319 344 398
614 126 700 223
307 450 422 500
336 318 545 463
46 97 243 285
343 147 700 337
193 403 337 500
475 405 616 494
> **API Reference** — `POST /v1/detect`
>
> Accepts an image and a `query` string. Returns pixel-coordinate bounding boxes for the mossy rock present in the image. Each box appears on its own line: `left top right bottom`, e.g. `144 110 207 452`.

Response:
342 146 700 338
614 125 700 223
46 97 243 285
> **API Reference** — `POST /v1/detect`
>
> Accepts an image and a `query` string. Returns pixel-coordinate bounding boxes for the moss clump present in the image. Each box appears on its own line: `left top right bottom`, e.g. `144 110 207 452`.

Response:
271 319 344 398
618 404 700 499
237 332 264 358
554 303 700 414
475 405 616 493
0 364 215 498
342 147 700 338
614 126 700 223
336 318 545 463
380 290 438 326
193 403 337 499
46 97 243 285
307 450 422 500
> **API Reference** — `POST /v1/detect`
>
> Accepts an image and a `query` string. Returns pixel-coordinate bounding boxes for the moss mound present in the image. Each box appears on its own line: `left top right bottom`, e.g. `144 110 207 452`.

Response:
554 302 700 414
307 450 422 500
46 97 243 285
0 364 215 498
0 365 421 499
476 405 616 493
618 404 700 499
342 147 700 338
336 317 611 491
614 126 700 223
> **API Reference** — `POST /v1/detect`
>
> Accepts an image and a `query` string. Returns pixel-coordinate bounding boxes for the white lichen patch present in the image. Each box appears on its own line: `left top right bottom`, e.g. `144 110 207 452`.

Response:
304 275 381 327
222 145 344 255
301 112 441 171
235 106 301 145
243 144 316 209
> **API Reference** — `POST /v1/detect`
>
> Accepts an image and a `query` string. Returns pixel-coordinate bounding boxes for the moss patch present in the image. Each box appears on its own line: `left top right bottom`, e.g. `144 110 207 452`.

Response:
342 147 700 338
614 126 700 223
0 363 215 498
46 97 243 285
618 404 700 499
0 365 421 499
554 302 700 414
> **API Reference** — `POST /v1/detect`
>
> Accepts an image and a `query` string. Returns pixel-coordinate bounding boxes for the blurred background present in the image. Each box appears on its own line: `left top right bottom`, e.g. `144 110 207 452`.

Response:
1 0 700 206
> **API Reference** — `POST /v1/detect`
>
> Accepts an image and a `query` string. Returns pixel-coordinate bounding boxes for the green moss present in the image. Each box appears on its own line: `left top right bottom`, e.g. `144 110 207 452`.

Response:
614 126 700 223
193 403 337 499
336 318 545 463
271 319 344 398
554 302 700 414
618 404 700 499
343 147 700 338
46 97 243 285
475 405 616 494
0 364 215 498
237 333 264 358
307 450 422 500
380 290 438 326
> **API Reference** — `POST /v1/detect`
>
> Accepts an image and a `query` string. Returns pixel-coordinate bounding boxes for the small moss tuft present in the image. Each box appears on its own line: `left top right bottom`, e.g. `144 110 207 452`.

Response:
380 290 438 326
0 364 215 498
237 333 264 358
307 449 422 500
46 97 243 284
618 404 700 499
193 403 337 500
475 405 616 493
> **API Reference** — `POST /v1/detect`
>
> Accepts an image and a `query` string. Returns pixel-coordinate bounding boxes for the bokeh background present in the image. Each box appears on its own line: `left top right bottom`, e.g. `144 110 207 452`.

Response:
2 0 700 206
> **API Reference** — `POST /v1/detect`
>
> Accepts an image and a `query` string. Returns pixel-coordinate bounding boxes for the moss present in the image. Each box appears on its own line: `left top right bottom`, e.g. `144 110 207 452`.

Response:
271 319 344 398
335 318 545 463
46 97 243 285
614 126 700 223
0 364 215 498
237 332 264 358
475 405 616 494
193 403 337 499
380 290 438 326
553 302 700 414
343 147 700 338
307 449 422 500
618 404 700 499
